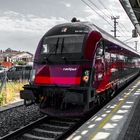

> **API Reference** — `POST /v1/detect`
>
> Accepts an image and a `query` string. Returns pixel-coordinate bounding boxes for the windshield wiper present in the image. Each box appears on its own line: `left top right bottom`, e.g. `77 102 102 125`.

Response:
61 38 64 54
55 38 59 54
60 38 68 63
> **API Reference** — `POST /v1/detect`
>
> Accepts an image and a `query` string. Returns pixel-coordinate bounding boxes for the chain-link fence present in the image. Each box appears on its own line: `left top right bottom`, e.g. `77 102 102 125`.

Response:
6 65 32 81
0 72 7 94
0 69 31 105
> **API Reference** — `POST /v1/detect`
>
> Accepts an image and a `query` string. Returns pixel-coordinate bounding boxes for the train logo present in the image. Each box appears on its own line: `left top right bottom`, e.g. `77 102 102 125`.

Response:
61 27 67 32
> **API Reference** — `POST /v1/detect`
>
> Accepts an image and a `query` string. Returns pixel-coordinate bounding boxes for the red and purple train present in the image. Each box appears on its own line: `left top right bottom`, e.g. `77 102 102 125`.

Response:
20 20 140 117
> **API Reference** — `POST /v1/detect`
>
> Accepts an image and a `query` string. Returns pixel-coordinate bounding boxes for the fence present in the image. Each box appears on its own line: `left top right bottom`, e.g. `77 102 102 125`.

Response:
0 71 31 105
0 72 7 94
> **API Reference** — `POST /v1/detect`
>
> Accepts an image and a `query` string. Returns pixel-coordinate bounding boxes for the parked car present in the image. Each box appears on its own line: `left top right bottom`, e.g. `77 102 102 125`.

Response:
0 66 8 80
0 66 7 73
7 65 32 81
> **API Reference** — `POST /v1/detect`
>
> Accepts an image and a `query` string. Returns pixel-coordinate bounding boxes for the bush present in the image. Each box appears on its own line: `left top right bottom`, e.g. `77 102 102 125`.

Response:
14 61 26 65
0 93 4 105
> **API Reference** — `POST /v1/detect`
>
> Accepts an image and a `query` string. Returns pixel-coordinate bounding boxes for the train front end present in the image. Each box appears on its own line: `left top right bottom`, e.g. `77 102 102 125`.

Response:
20 22 98 117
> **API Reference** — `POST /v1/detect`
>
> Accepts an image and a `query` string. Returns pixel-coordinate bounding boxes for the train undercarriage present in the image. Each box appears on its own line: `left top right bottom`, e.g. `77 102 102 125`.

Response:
20 84 116 117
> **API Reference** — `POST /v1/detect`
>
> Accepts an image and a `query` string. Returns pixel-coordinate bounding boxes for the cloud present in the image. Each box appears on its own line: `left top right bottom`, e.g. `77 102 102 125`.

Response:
65 3 71 8
83 6 100 20
0 10 69 53
0 0 139 52
0 30 46 54
0 11 68 33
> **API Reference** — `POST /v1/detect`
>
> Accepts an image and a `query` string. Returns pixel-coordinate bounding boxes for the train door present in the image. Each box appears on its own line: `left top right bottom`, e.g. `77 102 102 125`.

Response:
94 40 106 92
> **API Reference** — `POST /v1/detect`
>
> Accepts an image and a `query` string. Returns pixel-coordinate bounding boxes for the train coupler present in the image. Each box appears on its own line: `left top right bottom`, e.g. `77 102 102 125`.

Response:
20 89 35 106
24 100 35 106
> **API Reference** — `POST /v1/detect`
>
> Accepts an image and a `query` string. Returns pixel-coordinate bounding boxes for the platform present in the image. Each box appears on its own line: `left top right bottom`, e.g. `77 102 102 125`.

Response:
0 100 23 112
67 77 140 140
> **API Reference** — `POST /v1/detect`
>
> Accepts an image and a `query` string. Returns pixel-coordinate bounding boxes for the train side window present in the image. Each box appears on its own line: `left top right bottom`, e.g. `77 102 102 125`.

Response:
96 41 104 57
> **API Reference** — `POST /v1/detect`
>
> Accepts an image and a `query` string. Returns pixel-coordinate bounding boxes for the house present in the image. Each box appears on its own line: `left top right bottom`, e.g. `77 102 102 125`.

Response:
1 61 13 68
0 48 33 68
11 52 33 62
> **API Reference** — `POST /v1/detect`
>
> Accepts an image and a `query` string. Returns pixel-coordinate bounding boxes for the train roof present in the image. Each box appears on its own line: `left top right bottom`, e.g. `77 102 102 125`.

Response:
84 22 140 57
45 22 140 57
45 22 92 36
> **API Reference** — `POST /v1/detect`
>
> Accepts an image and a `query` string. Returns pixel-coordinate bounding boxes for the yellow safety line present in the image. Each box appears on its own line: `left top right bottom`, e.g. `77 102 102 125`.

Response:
89 81 140 140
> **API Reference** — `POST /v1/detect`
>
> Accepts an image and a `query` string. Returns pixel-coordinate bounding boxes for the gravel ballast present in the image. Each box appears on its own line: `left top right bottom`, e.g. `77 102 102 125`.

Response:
0 104 44 137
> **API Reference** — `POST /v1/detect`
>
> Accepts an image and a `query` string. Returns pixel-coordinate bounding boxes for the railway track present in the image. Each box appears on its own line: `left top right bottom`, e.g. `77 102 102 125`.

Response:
0 115 85 140
1 77 138 140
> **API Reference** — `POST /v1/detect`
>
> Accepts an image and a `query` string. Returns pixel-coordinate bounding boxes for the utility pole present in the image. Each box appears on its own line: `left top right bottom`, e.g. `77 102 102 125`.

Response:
134 41 138 51
111 16 119 37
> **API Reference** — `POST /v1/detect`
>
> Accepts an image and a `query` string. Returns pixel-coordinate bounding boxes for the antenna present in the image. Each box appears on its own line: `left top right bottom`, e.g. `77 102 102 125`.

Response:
71 17 80 22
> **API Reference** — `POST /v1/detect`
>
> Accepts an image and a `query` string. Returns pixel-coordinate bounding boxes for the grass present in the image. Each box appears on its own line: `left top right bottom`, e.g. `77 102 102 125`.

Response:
0 81 28 106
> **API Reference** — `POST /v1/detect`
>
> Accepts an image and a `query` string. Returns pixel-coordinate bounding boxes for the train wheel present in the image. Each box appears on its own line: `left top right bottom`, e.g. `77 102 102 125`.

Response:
105 89 111 101
95 93 106 107
111 85 118 97
96 95 105 106
97 95 101 106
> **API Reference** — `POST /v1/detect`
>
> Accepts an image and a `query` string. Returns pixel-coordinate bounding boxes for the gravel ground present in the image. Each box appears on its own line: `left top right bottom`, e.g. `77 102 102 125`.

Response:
0 104 45 137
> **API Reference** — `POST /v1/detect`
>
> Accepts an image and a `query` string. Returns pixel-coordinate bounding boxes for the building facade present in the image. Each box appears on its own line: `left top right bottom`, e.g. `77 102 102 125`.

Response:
0 48 33 68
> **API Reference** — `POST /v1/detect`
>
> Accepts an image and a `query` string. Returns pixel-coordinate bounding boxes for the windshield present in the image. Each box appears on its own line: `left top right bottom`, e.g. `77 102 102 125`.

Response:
42 34 85 54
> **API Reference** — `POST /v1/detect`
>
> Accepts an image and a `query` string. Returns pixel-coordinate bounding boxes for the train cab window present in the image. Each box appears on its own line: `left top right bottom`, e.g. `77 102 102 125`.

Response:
62 35 84 53
42 37 58 54
42 34 85 54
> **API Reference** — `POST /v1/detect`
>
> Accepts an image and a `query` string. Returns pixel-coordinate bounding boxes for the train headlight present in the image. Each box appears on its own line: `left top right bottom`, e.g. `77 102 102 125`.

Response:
83 70 89 82
81 69 90 86
29 69 36 84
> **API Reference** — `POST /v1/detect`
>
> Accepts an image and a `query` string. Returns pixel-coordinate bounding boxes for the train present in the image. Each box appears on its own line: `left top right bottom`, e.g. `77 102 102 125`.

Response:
20 19 140 117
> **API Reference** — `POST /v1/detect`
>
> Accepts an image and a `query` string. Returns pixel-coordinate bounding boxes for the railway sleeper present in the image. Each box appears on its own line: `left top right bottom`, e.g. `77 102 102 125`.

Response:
23 133 53 140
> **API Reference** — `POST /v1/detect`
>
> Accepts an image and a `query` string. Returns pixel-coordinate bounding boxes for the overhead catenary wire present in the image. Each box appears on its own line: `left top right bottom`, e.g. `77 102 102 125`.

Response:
123 37 133 42
93 0 140 51
87 0 128 37
88 0 111 19
96 0 130 34
81 0 114 28
98 0 130 32
81 0 127 37
97 0 113 17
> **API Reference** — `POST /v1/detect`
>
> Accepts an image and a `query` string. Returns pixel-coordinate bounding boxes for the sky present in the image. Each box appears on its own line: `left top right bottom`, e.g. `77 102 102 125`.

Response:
0 0 139 54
